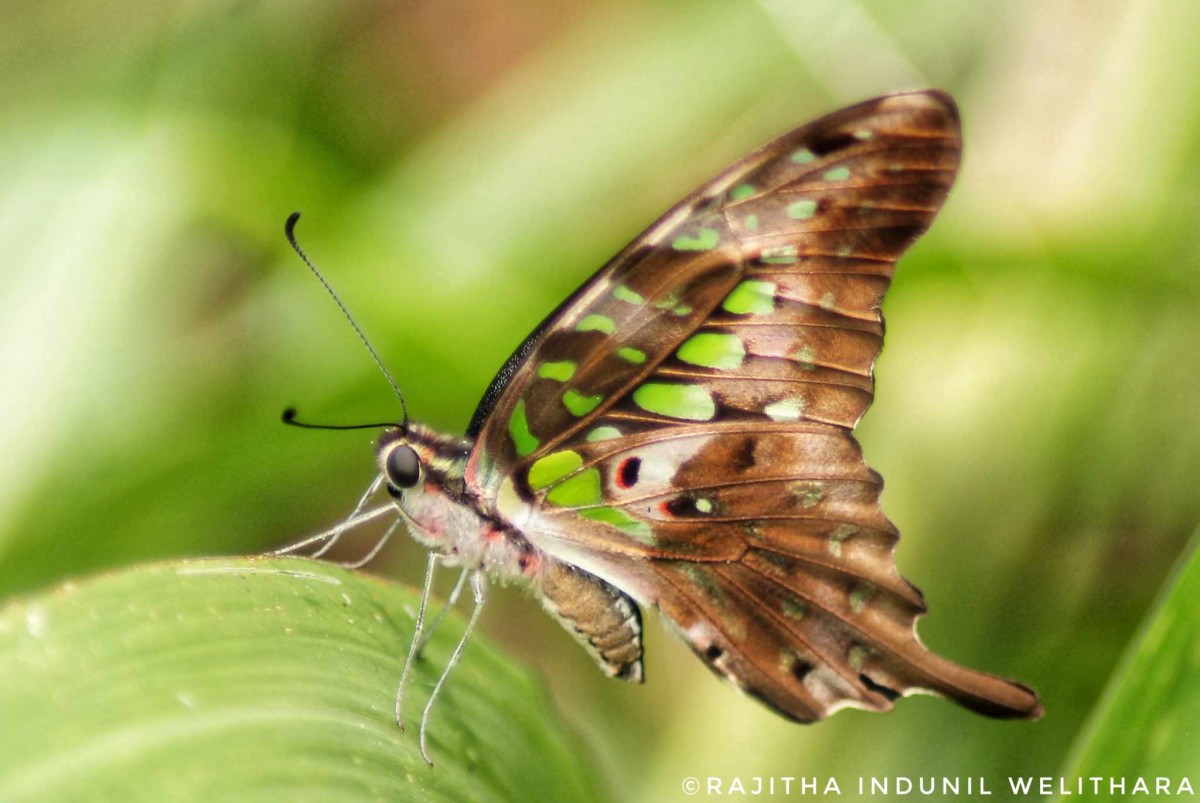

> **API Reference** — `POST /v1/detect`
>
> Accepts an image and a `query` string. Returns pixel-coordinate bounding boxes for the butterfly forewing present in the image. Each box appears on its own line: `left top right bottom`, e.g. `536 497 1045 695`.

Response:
464 90 1042 721
468 90 959 489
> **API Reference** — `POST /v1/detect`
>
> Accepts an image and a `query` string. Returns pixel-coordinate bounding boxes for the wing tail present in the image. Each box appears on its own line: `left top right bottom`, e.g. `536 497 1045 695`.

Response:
864 636 1043 719
651 555 1041 722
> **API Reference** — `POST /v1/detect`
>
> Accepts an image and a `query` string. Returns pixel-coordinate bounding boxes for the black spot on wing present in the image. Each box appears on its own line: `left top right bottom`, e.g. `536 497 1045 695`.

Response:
809 130 859 157
860 673 900 701
665 497 699 517
618 456 642 489
732 438 756 472
791 660 814 682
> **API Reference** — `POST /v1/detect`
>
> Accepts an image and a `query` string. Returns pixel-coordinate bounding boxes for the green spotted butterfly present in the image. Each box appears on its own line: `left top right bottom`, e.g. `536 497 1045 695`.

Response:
286 90 1040 763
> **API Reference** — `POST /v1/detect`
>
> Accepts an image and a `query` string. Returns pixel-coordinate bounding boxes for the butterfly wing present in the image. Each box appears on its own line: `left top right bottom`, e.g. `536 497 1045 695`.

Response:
465 90 1041 720
466 89 957 485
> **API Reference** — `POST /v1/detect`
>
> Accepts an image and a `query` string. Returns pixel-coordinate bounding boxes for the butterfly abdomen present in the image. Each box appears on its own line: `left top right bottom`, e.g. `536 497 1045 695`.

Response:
538 561 644 682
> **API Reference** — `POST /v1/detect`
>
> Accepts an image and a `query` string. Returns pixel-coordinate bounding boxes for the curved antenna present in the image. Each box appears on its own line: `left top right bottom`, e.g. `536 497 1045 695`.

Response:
280 407 400 431
285 212 409 424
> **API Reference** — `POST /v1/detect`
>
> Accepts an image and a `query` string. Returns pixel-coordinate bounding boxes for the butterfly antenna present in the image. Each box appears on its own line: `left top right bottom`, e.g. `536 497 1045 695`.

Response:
280 407 399 431
285 212 409 425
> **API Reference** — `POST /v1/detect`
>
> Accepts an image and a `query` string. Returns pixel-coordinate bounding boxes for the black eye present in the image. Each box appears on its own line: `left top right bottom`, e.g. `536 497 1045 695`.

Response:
385 445 421 490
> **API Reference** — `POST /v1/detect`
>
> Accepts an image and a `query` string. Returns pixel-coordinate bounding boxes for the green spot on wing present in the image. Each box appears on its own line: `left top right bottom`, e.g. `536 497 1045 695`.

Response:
760 551 794 575
653 291 686 311
576 314 615 334
790 148 815 164
546 468 602 507
528 451 584 491
791 481 824 508
781 598 807 621
850 582 875 614
722 280 776 315
680 564 722 599
508 400 539 457
632 383 715 421
671 227 719 251
744 214 759 230
616 347 646 364
562 389 603 416
729 183 755 201
823 166 851 181
538 361 576 382
764 397 805 422
786 199 817 220
676 333 745 370
761 245 798 265
586 426 622 442
612 285 644 305
579 506 655 544
828 523 857 557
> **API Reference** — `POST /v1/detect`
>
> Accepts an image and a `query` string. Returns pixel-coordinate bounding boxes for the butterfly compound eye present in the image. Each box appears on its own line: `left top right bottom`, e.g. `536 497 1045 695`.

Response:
385 445 421 490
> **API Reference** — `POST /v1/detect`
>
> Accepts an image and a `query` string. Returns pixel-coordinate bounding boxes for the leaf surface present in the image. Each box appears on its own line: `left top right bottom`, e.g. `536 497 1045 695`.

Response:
1055 530 1200 797
0 557 605 803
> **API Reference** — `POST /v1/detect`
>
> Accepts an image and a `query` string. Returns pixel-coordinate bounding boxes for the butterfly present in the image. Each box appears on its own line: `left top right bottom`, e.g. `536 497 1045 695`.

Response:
283 89 1041 763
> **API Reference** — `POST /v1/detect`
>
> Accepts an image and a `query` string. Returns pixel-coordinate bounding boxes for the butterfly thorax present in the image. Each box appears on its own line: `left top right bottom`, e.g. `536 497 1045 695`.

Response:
376 422 645 680
377 423 537 584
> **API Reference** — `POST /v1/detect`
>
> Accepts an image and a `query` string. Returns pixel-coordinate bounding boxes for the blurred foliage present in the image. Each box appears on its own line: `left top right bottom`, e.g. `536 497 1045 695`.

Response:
1056 530 1200 799
0 556 604 803
1 0 1198 800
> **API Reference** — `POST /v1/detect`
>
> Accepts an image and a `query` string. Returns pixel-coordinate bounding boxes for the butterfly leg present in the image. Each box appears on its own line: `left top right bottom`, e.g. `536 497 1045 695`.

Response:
269 474 386 556
310 474 385 558
335 518 400 569
419 570 486 766
412 567 471 658
395 551 439 732
267 502 393 556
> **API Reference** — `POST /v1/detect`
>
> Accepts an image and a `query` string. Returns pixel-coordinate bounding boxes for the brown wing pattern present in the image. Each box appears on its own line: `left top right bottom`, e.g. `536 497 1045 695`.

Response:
521 422 1040 720
466 91 1042 721
466 90 961 492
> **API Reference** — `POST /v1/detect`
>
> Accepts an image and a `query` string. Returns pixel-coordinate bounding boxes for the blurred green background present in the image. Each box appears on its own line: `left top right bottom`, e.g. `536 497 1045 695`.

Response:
3 0 1199 799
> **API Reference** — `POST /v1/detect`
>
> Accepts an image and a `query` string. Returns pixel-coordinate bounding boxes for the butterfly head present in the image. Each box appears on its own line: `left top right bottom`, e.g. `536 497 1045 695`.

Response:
378 427 422 496
378 425 455 501
374 424 484 559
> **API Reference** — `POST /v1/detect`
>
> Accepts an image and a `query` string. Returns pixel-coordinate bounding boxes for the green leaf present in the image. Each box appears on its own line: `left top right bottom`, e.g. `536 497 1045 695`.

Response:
0 557 605 803
1054 528 1200 796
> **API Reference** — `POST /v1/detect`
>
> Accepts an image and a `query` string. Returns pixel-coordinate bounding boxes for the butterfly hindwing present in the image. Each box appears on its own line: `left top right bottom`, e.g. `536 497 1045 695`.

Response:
518 422 951 721
464 90 1042 720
